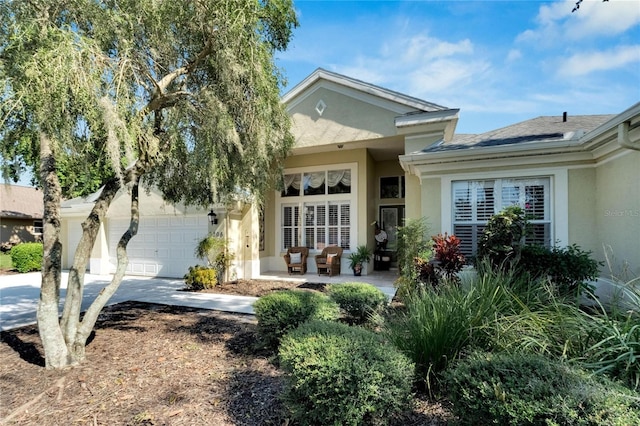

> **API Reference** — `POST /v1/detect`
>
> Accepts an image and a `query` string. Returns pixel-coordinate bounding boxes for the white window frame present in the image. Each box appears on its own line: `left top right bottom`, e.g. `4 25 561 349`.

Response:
441 168 568 255
277 163 357 253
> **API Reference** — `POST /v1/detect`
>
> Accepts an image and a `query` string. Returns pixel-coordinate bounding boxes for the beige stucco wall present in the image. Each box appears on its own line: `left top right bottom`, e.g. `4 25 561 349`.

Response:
288 87 402 147
594 151 640 275
568 168 598 259
421 178 442 233
404 174 422 222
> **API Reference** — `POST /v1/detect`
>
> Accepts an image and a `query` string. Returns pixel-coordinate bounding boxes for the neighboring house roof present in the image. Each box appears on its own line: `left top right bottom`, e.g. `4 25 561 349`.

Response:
0 184 43 220
422 114 616 153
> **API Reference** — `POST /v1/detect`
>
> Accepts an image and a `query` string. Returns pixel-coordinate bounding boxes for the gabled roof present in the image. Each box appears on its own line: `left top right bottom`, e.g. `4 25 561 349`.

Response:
282 68 447 113
421 114 615 153
0 184 43 219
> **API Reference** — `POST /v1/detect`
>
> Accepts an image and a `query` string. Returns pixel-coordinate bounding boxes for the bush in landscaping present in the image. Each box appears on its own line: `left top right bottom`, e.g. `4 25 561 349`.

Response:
444 351 640 426
327 282 387 325
395 217 433 296
519 244 602 298
10 242 43 273
253 290 339 348
183 265 218 290
478 205 528 269
431 233 466 284
279 320 414 426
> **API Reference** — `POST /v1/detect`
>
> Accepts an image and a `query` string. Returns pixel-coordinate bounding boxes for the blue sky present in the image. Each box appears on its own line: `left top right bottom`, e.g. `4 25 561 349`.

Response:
276 0 640 134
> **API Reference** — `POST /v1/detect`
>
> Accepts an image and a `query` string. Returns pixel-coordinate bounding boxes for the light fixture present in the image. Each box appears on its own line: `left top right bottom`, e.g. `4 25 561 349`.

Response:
207 209 218 225
337 144 344 149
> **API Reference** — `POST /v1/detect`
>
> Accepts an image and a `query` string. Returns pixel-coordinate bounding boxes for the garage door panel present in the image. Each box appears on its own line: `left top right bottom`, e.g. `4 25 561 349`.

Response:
108 215 206 278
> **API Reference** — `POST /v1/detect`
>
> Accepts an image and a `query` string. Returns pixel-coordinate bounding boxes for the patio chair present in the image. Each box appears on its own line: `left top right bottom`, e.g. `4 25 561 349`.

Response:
315 246 343 277
284 246 309 275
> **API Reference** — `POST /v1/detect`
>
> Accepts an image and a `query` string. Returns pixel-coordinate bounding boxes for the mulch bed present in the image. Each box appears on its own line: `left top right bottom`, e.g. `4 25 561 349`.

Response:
0 280 452 425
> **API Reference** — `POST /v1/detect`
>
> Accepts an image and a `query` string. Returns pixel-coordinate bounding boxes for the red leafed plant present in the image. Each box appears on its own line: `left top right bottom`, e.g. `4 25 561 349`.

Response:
432 233 466 283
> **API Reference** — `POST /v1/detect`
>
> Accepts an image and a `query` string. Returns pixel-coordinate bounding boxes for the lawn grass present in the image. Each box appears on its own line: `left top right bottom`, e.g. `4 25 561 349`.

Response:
0 253 13 270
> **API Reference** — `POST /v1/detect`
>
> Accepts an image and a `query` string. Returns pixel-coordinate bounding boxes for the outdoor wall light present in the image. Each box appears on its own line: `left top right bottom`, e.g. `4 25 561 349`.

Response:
208 209 218 225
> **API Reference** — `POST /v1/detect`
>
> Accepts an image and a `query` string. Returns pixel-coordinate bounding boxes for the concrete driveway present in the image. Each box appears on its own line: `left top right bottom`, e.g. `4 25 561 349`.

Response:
0 272 258 331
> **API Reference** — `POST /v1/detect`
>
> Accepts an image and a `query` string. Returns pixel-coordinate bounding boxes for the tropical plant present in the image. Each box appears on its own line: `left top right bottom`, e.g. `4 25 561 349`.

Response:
183 265 217 290
394 217 433 296
195 235 234 283
347 245 373 271
431 232 466 285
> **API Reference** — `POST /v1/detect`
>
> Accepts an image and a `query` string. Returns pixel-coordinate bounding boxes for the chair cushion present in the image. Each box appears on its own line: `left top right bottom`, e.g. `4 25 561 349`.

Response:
290 252 301 263
327 253 337 264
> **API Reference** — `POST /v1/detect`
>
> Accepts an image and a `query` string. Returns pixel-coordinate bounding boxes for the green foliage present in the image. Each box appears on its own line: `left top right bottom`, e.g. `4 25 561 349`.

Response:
478 205 528 268
0 253 13 270
183 265 217 290
386 284 472 390
279 320 414 426
9 242 43 273
194 235 234 282
444 351 640 426
253 290 339 348
519 244 602 298
327 282 387 325
395 217 433 296
347 245 373 270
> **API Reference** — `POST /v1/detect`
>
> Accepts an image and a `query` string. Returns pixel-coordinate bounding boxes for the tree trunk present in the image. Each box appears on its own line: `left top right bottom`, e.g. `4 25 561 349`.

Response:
67 172 141 363
60 178 121 346
36 133 71 369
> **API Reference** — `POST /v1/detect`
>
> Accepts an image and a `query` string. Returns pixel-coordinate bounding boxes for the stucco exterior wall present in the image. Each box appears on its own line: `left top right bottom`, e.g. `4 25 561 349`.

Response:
421 178 442 233
595 151 640 275
404 174 422 222
568 168 598 259
289 87 401 147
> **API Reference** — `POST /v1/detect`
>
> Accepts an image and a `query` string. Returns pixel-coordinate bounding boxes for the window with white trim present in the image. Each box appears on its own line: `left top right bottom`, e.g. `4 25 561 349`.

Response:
452 177 551 257
280 167 354 251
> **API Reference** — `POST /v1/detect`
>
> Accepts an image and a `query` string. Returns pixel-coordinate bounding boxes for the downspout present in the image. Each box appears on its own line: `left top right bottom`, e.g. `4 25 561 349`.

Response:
618 121 640 151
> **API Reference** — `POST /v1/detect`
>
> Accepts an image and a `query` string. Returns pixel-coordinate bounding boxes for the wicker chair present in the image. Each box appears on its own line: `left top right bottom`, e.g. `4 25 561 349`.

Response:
315 246 343 277
284 246 309 275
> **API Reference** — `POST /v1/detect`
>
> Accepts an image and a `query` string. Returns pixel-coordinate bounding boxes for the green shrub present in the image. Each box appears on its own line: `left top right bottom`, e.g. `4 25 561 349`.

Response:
253 290 339 348
519 244 602 298
279 320 414 426
444 351 640 426
327 282 387 325
10 242 43 273
478 205 528 268
395 217 433 296
183 265 217 290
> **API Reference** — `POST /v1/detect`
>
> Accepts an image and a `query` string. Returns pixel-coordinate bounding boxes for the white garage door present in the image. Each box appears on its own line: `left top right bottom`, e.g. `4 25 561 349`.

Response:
108 215 208 278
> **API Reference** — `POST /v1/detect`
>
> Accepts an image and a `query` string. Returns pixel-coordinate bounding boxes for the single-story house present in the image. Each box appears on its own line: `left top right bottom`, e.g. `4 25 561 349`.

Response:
59 69 640 280
0 184 43 251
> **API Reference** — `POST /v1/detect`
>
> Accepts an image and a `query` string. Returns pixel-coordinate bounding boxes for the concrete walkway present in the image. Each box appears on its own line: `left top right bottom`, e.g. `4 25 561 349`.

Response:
0 270 398 331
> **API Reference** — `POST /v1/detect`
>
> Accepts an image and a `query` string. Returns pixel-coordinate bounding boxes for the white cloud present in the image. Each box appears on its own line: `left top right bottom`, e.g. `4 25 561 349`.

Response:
517 0 640 43
506 49 522 62
558 44 640 76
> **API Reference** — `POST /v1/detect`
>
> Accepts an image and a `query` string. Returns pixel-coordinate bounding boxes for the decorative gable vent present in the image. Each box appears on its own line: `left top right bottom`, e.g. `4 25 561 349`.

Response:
315 99 327 116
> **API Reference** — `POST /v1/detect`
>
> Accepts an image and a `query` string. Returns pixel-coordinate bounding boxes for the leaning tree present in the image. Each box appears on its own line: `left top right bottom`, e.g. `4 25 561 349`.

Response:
0 0 297 369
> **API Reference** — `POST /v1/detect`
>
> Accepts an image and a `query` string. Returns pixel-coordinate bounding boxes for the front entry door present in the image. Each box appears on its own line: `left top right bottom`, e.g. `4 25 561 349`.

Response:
379 205 404 251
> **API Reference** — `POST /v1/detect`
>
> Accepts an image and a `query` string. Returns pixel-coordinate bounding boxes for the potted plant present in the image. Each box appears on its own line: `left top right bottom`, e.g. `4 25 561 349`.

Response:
348 245 373 276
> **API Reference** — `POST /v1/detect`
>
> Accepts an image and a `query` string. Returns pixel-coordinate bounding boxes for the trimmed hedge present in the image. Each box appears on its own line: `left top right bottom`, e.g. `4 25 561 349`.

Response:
253 290 339 348
444 351 640 425
279 320 414 426
327 282 387 324
10 242 43 273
